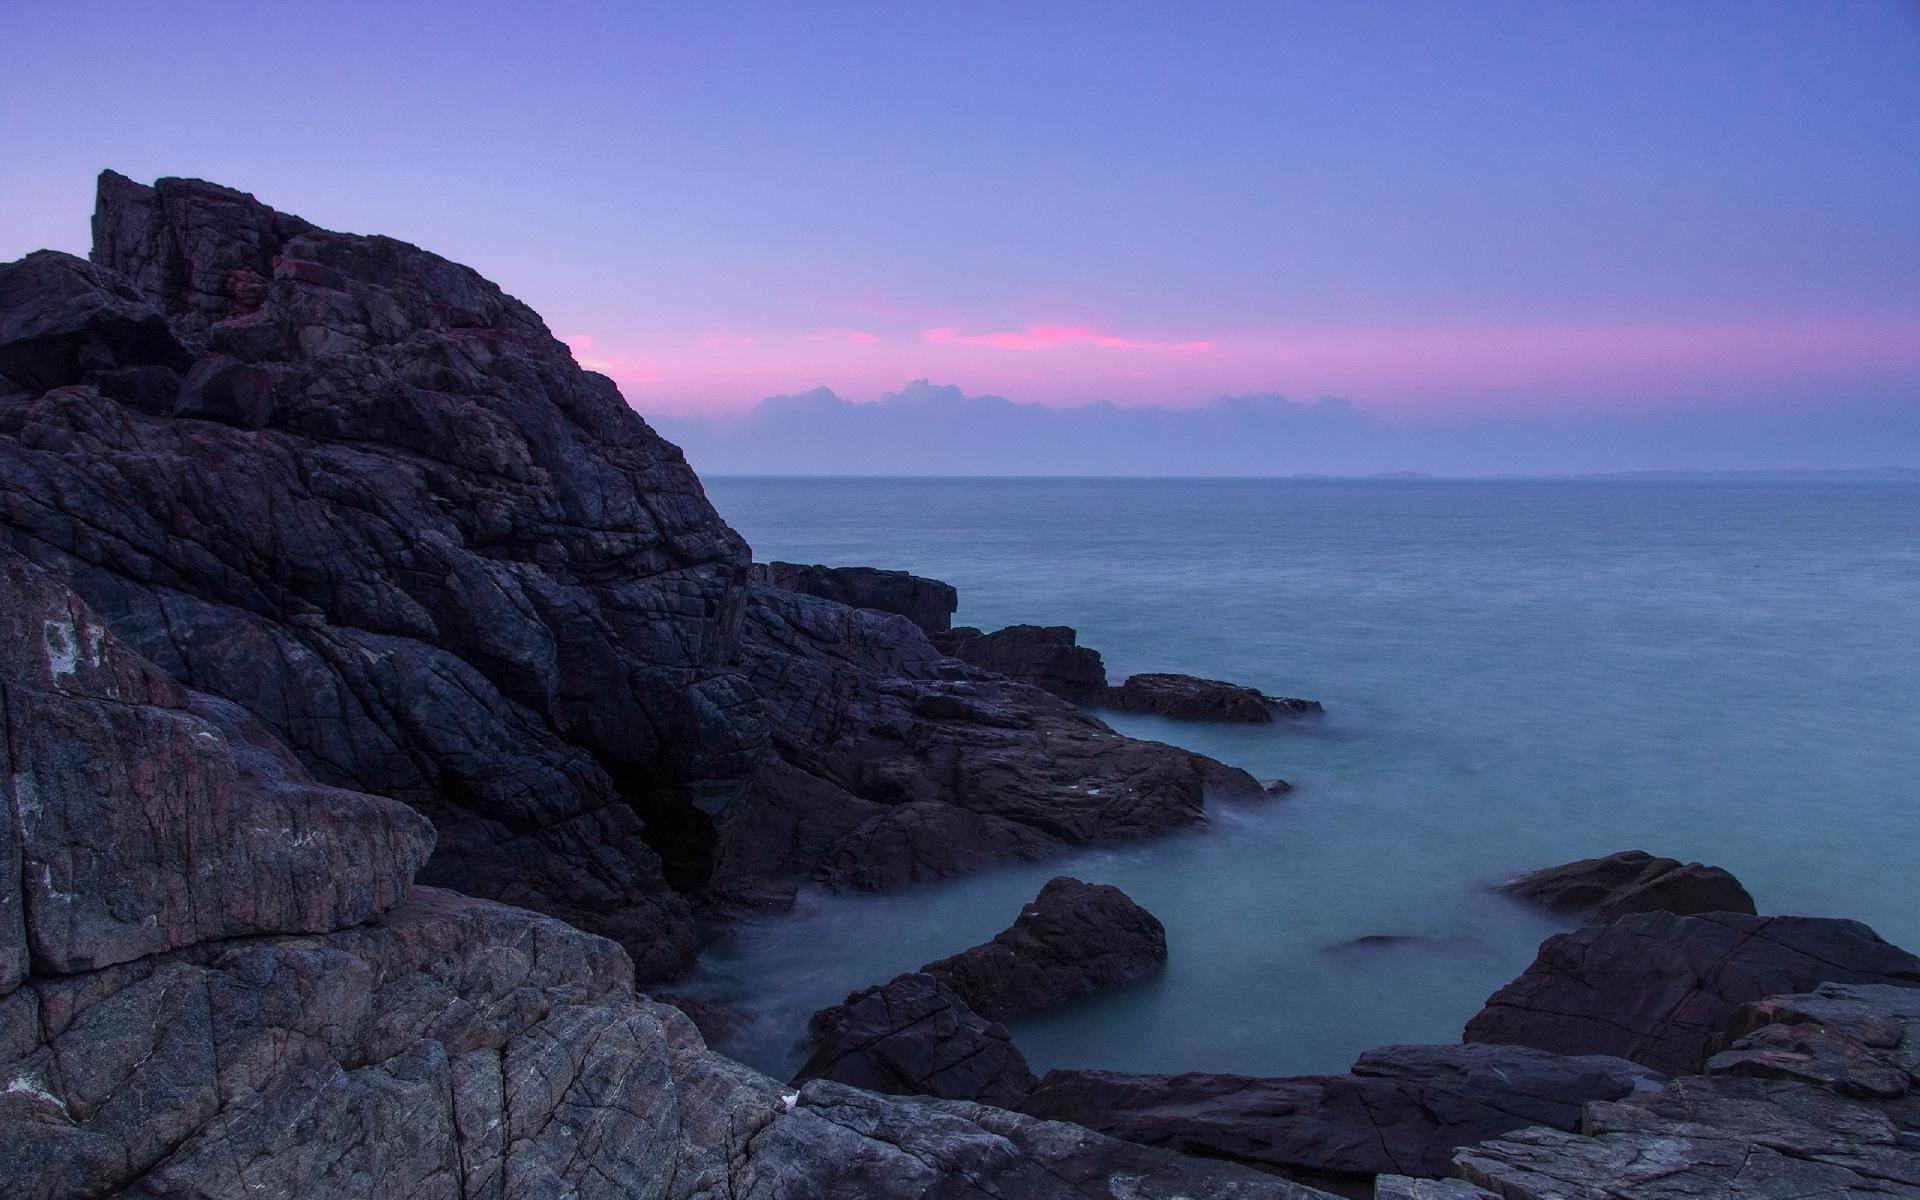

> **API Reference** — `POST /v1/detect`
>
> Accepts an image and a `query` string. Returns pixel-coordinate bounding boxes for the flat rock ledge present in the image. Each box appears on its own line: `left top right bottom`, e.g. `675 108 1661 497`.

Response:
1100 672 1323 723
1498 849 1756 923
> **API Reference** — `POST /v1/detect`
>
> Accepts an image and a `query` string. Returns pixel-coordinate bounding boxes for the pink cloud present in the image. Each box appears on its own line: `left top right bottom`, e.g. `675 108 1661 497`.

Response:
923 323 1215 352
693 334 755 348
807 327 881 344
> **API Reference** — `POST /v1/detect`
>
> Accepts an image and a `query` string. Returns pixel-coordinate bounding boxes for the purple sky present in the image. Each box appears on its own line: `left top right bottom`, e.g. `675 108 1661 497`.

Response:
5 2 1918 464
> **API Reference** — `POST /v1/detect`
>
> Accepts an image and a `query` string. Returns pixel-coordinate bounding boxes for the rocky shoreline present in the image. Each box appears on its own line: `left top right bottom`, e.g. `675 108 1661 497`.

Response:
2 173 1913 1199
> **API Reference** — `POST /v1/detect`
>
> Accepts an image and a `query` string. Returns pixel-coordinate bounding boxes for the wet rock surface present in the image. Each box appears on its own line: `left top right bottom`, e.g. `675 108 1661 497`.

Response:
933 623 1111 700
1498 849 1756 923
1020 1043 1664 1194
921 876 1169 1020
751 560 957 633
1100 672 1323 722
1463 911 1920 1074
794 971 1039 1107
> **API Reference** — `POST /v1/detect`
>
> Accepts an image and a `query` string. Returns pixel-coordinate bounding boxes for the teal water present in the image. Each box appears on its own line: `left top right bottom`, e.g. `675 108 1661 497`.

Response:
685 478 1920 1081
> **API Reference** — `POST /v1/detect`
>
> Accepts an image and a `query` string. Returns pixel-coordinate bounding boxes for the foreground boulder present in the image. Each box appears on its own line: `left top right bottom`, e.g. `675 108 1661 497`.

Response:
0 545 1331 1200
0 172 768 979
1464 911 1920 1074
752 560 957 633
922 876 1169 1020
1100 673 1322 722
1021 1043 1663 1194
933 624 1110 700
1498 849 1756 922
794 972 1039 1107
713 584 1264 899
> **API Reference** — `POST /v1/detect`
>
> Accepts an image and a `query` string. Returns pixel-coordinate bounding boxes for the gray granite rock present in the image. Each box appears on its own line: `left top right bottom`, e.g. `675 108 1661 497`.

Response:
752 560 958 633
933 623 1110 700
1100 672 1322 722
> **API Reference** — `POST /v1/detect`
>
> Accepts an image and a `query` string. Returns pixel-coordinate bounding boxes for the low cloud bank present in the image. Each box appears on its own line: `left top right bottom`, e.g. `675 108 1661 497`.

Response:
649 379 1920 477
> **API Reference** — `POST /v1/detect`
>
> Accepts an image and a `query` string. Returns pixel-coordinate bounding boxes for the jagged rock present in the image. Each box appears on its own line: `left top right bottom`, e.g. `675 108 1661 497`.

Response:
1463 911 1920 1074
1100 673 1322 722
752 560 957 633
0 250 190 396
921 876 1168 1020
0 541 1335 1200
1020 1043 1664 1193
1497 849 1755 922
1454 1073 1920 1199
1710 982 1920 1099
932 624 1109 700
716 584 1264 895
0 172 772 980
794 972 1039 1107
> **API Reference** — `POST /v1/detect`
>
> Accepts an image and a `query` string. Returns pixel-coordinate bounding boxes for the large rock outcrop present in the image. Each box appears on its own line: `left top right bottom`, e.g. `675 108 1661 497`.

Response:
1463 911 1920 1074
1020 1043 1664 1194
1497 849 1756 923
933 624 1111 701
0 173 767 978
1100 673 1322 723
0 545 1335 1200
751 560 957 633
713 584 1263 899
922 876 1169 1020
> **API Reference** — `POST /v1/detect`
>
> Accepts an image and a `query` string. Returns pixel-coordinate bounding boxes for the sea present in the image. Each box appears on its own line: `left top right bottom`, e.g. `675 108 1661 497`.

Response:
681 476 1920 1081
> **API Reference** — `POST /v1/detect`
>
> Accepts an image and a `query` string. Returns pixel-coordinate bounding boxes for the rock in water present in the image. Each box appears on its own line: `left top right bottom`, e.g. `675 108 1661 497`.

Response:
1100 673 1322 722
752 560 958 633
714 584 1264 898
1020 1043 1663 1193
921 876 1169 1020
794 972 1039 1107
933 624 1111 700
0 172 769 979
0 544 1336 1200
1497 849 1756 922
1463 910 1920 1073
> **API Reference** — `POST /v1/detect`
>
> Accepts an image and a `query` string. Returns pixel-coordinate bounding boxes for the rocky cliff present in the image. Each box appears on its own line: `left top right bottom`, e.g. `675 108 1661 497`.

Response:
0 172 1257 981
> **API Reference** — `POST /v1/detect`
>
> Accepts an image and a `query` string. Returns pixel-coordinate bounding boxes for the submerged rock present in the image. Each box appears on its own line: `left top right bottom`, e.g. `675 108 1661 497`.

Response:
794 972 1039 1107
922 876 1169 1021
1021 1044 1662 1193
1463 911 1920 1074
752 560 958 634
1497 849 1756 922
933 624 1110 700
1100 673 1322 722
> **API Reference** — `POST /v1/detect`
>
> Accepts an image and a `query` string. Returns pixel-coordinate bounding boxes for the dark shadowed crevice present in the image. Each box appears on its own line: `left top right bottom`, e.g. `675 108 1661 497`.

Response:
592 751 718 892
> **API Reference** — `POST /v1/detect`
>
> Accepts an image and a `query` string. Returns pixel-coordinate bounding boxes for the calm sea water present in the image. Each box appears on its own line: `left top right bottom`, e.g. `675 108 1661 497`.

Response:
682 478 1920 1081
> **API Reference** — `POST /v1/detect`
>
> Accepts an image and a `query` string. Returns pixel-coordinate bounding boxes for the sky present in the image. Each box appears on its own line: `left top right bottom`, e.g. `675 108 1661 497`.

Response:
4 2 1919 471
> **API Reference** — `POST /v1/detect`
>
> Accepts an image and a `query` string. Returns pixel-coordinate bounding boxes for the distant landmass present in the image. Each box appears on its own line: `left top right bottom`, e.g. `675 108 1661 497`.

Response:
656 379 1920 478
